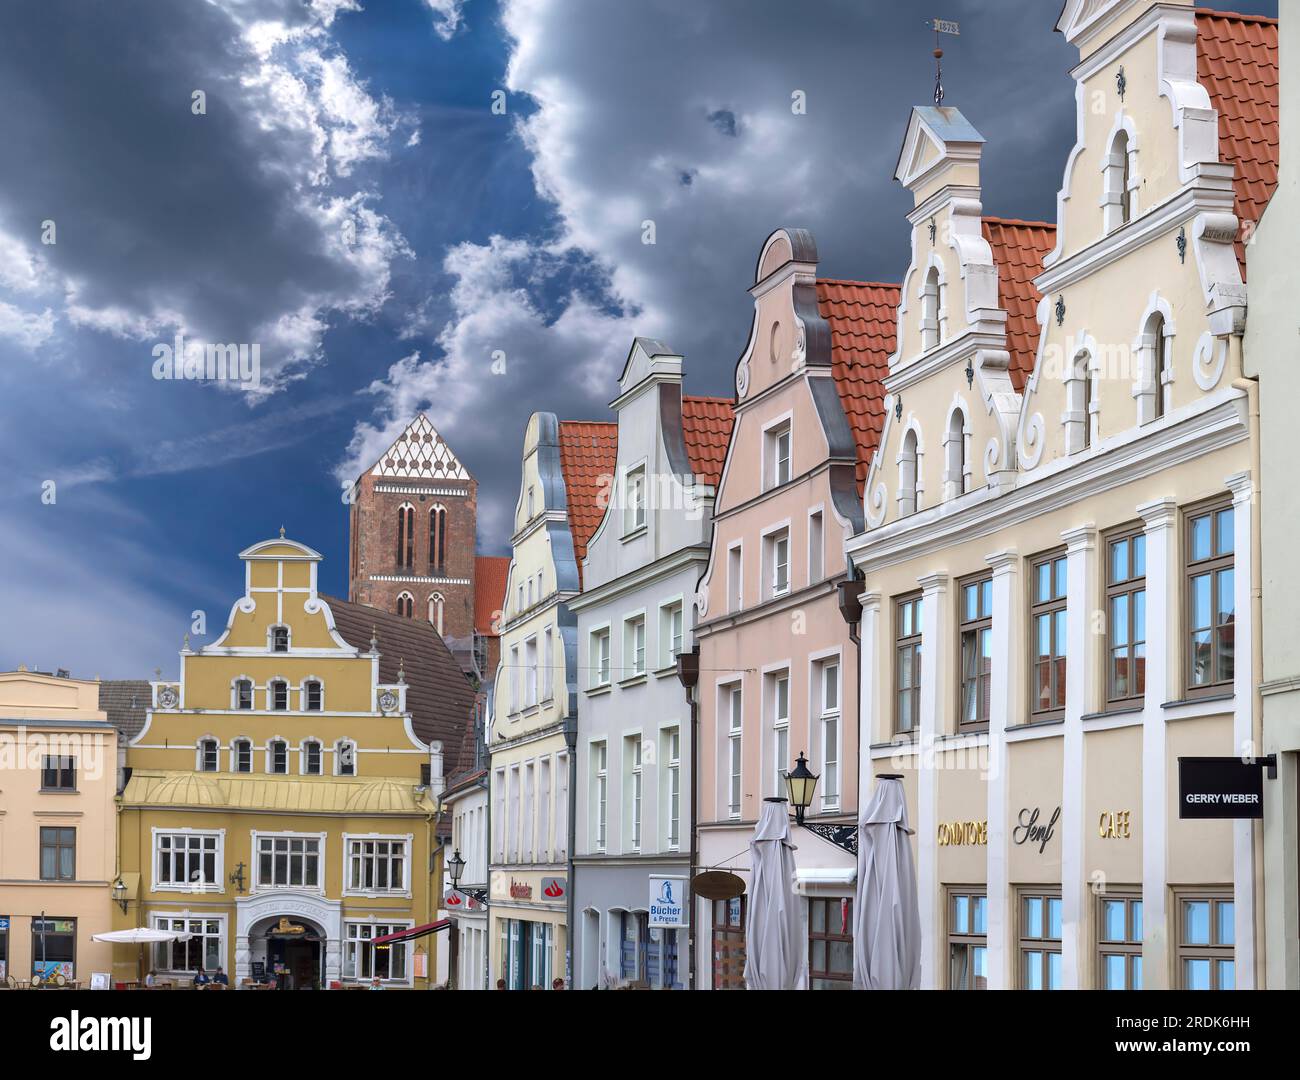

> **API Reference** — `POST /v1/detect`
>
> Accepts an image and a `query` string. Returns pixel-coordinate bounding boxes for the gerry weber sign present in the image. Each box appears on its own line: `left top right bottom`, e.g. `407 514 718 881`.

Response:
648 876 688 928
1178 757 1269 819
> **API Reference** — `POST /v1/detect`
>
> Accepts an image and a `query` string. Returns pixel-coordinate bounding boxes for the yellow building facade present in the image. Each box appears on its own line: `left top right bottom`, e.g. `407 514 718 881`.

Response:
113 535 465 988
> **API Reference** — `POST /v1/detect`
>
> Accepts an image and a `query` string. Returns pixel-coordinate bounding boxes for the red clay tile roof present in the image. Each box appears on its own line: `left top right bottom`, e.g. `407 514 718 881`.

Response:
681 395 734 488
982 217 1057 392
557 421 618 587
816 280 900 494
1196 8 1279 279
473 555 510 636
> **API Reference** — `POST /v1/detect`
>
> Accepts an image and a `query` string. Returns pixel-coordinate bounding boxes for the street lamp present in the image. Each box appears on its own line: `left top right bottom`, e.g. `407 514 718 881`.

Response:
112 877 128 914
784 752 819 826
447 849 467 890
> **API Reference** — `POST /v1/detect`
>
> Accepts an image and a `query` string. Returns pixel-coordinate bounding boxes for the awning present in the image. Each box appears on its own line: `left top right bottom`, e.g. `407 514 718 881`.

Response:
371 919 450 945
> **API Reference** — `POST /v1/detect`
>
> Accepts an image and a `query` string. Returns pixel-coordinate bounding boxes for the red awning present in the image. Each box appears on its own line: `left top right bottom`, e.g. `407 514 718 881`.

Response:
371 919 450 945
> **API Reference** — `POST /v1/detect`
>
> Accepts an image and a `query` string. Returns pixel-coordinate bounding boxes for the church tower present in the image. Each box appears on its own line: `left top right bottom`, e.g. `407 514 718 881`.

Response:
348 414 479 650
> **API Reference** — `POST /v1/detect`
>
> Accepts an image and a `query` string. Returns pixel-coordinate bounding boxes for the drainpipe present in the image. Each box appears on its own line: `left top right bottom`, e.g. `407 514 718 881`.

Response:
564 713 577 988
837 570 865 808
675 645 701 990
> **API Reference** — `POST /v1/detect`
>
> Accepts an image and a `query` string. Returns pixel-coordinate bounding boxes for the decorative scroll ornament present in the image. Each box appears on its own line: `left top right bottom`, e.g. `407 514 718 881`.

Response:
801 821 858 855
735 357 750 398
1192 331 1227 391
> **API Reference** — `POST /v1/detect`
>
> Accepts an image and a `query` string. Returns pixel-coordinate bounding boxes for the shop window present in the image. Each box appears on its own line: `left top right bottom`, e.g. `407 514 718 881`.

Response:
808 897 853 989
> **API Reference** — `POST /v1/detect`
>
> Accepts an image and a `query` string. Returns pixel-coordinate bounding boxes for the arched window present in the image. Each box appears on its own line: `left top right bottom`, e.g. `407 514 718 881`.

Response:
268 738 288 774
302 739 322 776
235 679 253 710
269 679 289 711
336 739 357 777
920 266 941 352
944 408 968 499
1065 351 1094 453
396 592 414 618
303 679 323 711
270 625 289 653
428 593 445 634
1139 312 1170 423
1103 129 1136 232
198 738 219 772
396 503 415 569
232 738 252 773
898 430 920 517
429 506 447 575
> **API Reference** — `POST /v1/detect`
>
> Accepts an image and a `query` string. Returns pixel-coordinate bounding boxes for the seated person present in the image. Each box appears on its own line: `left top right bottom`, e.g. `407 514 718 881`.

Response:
192 966 211 988
212 966 230 986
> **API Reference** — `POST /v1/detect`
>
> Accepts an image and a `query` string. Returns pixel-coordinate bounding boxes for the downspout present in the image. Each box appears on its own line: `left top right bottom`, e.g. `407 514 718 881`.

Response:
675 645 701 990
1233 372 1264 987
565 714 577 988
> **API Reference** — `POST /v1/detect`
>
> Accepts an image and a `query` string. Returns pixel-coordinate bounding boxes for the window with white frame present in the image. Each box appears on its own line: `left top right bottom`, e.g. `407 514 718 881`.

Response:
1139 311 1170 424
507 765 520 861
808 510 824 584
232 737 252 773
765 528 790 598
624 614 646 678
945 409 968 498
154 916 223 973
920 265 941 351
344 921 409 981
590 627 611 687
626 735 643 852
270 625 289 653
725 683 743 818
509 644 520 712
816 659 841 810
198 738 219 772
542 624 554 702
664 726 681 850
625 465 648 533
766 422 792 489
155 831 221 890
269 679 288 711
898 430 920 516
303 679 322 711
336 738 356 776
538 756 552 863
347 836 407 893
523 762 535 862
555 752 570 861
235 679 253 710
524 635 539 707
592 741 608 852
268 738 288 774
769 672 790 796
660 601 684 668
256 834 321 889
727 544 743 613
302 739 322 775
493 768 506 861
1065 351 1094 453
526 485 535 520
1102 127 1137 233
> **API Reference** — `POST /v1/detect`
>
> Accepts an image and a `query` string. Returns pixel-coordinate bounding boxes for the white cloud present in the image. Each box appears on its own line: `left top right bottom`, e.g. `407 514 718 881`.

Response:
0 300 54 349
422 0 466 41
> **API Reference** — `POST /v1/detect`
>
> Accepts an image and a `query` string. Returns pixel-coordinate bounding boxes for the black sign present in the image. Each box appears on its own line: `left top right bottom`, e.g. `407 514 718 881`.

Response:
1178 757 1264 819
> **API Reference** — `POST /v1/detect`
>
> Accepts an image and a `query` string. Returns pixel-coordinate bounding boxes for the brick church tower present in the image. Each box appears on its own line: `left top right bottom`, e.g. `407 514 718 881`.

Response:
348 414 479 649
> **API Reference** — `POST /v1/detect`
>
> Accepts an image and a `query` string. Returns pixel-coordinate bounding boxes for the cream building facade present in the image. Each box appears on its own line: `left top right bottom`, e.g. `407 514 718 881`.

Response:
0 670 118 985
845 0 1276 990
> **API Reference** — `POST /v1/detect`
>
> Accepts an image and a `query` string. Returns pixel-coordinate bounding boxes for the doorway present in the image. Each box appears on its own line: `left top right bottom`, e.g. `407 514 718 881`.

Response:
265 933 321 989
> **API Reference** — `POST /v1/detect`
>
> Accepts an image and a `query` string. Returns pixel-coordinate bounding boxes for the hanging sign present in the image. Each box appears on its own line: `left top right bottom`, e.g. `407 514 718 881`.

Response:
1178 757 1267 819
648 877 688 928
540 876 567 901
691 871 745 901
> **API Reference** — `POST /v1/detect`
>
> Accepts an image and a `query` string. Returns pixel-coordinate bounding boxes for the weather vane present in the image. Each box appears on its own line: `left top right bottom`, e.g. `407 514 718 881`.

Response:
928 18 961 105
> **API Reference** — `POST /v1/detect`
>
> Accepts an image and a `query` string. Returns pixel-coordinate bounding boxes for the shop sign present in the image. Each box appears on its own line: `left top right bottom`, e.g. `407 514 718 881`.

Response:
540 876 566 901
937 820 986 846
1178 757 1267 819
648 877 688 928
1098 810 1132 838
1012 806 1060 854
509 879 532 899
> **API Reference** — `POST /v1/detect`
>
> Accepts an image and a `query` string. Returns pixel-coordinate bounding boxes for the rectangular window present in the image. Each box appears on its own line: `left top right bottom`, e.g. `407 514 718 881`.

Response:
538 756 551 863
621 911 648 984
726 684 743 817
30 918 76 981
808 898 853 990
509 645 520 712
524 636 538 707
1106 528 1147 705
343 922 408 982
40 827 76 881
808 510 824 583
555 752 569 861
592 741 608 852
1098 891 1143 990
817 659 841 811
1030 551 1068 719
625 466 647 533
660 601 684 667
624 615 646 678
1018 889 1063 989
626 736 643 851
542 625 553 702
958 574 993 730
765 528 790 598
347 837 407 893
271 681 288 710
0 915 7 982
769 671 790 797
590 628 611 687
153 916 221 974
728 544 743 613
303 741 321 775
948 889 988 989
305 681 323 711
41 755 76 791
257 835 321 889
155 831 219 888
664 727 681 850
895 594 923 734
269 740 288 774
236 680 253 709
493 769 506 862
522 762 535 862
1176 890 1235 990
1186 500 1235 694
712 897 746 990
767 422 792 488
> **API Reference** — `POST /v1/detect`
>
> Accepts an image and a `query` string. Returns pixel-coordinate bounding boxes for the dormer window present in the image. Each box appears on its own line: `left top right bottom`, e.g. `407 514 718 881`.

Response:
270 679 289 711
235 679 253 710
304 680 323 711
270 626 289 653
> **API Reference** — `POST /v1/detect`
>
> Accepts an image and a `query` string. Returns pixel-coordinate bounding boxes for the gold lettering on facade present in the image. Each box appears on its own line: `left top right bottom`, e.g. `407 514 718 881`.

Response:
1097 810 1132 839
936 820 987 846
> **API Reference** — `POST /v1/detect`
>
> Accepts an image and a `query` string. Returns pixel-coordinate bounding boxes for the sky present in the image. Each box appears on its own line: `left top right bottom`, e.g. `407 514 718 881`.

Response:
0 0 1279 678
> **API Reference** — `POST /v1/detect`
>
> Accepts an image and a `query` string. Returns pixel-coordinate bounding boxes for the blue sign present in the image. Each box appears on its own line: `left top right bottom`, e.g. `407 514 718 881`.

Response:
648 876 688 928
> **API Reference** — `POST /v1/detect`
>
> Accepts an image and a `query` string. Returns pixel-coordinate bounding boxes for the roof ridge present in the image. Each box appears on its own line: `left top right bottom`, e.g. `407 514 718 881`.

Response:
682 393 734 403
982 215 1057 229
1195 7 1278 25
815 278 901 289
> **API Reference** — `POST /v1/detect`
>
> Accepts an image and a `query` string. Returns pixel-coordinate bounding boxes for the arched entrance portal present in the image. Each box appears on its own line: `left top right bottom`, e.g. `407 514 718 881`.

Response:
253 915 324 989
235 891 343 988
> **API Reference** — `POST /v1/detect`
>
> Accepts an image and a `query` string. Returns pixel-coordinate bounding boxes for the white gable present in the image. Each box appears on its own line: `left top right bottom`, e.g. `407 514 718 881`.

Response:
369 414 470 481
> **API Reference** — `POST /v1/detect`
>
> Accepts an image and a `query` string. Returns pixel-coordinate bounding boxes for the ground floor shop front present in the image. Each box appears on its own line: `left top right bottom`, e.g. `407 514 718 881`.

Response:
0 888 114 986
572 858 690 989
488 867 569 988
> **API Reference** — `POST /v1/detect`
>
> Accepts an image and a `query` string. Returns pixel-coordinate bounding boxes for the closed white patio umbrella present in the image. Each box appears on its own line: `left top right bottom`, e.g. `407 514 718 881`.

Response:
852 774 920 990
92 928 191 985
743 797 807 991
